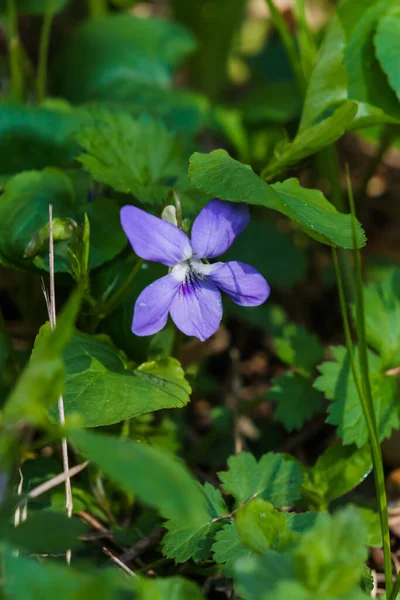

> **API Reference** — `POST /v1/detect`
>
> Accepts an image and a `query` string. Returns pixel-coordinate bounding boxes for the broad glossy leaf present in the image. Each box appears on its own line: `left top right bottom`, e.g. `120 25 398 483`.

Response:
62 330 191 427
218 452 303 507
5 511 87 553
70 428 207 526
263 102 357 180
0 169 125 272
337 0 400 121
269 372 324 432
363 267 400 369
76 109 186 204
235 498 287 554
315 346 400 447
189 150 365 248
301 442 372 510
262 582 367 600
162 483 228 563
51 15 195 103
0 103 83 181
375 6 400 102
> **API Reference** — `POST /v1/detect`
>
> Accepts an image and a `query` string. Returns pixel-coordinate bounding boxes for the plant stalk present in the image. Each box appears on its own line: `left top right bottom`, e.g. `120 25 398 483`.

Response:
36 0 55 102
7 0 23 101
347 173 393 597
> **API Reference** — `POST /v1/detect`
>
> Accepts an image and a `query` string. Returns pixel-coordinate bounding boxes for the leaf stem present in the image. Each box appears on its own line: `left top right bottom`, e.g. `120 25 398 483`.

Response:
346 170 393 597
7 0 23 101
36 0 55 102
98 257 143 319
263 0 306 94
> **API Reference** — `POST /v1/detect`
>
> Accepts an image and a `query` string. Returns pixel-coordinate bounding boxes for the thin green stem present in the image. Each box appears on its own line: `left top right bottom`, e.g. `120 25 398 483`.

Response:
390 574 400 600
7 0 23 101
318 145 354 301
331 248 363 401
264 0 306 94
347 169 393 597
88 0 108 17
36 0 55 102
97 258 143 319
294 0 317 82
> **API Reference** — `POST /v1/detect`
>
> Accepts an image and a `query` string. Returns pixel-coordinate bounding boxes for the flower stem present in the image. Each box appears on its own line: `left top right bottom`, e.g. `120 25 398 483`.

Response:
36 0 55 102
346 170 393 597
98 258 143 319
263 0 306 94
7 0 23 101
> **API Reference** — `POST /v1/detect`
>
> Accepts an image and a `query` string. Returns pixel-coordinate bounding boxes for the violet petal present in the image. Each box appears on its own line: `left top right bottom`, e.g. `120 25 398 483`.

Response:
169 278 222 341
121 205 192 266
207 261 270 306
190 199 250 259
132 274 181 336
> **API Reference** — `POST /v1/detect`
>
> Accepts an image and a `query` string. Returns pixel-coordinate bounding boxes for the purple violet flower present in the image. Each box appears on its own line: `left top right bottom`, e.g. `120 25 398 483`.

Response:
120 199 270 341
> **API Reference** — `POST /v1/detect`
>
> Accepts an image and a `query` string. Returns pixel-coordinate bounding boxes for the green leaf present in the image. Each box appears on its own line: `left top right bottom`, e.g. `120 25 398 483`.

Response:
354 506 382 547
314 346 400 447
218 452 303 507
301 442 372 510
363 267 400 369
212 522 254 576
62 330 191 427
0 0 68 14
235 498 287 554
76 109 187 204
69 428 208 526
273 324 324 376
223 217 307 288
300 16 396 132
0 169 125 272
134 576 204 600
299 17 349 132
262 581 367 600
2 286 83 427
51 14 195 103
262 102 358 180
270 178 365 248
162 483 228 563
269 372 324 432
233 552 296 600
375 6 400 102
0 102 83 181
189 150 365 248
5 511 87 553
337 0 400 121
294 507 368 596
3 552 128 600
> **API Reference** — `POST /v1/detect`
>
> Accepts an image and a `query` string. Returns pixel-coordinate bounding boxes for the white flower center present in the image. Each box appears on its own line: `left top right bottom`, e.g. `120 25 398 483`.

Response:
170 258 217 283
